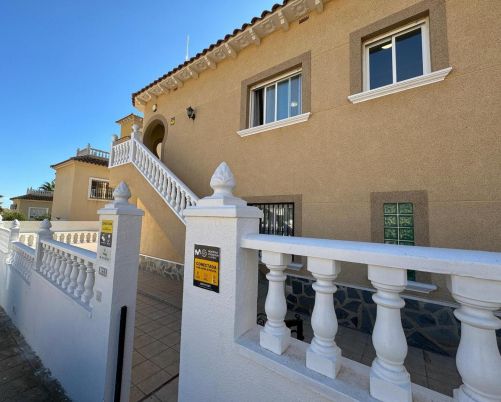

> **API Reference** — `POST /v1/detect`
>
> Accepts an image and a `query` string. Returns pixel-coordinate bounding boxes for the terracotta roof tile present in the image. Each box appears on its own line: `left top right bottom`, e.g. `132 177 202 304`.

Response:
132 1 290 106
51 155 109 169
11 194 53 201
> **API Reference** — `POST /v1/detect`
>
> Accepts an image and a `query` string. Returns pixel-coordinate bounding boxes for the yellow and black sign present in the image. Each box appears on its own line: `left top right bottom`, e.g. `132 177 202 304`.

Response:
193 244 220 293
100 220 113 248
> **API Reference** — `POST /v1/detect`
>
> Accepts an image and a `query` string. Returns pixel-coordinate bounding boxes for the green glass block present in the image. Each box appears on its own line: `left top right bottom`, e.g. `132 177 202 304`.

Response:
399 241 415 246
384 228 398 240
398 203 413 214
384 240 398 244
384 215 397 227
399 215 414 227
407 270 416 281
399 228 415 241
384 203 397 214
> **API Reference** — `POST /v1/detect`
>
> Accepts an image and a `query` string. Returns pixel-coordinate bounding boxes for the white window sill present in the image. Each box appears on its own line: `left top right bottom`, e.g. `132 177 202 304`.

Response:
348 67 452 104
237 112 311 138
406 280 437 294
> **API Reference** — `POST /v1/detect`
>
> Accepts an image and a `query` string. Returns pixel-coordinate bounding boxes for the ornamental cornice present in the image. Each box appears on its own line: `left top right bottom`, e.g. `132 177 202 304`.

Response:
133 0 328 110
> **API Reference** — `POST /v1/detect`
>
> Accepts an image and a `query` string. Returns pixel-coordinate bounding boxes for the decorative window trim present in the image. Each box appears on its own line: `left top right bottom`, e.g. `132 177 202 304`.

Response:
348 66 452 104
240 52 311 132
28 207 49 220
349 0 449 95
87 177 111 200
237 112 310 137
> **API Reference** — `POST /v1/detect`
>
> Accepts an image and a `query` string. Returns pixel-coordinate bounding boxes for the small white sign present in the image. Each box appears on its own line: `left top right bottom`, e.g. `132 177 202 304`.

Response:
99 246 111 262
98 266 108 277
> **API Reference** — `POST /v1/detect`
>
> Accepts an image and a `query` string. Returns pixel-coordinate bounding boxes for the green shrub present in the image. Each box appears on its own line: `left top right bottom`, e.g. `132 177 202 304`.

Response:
1 210 26 221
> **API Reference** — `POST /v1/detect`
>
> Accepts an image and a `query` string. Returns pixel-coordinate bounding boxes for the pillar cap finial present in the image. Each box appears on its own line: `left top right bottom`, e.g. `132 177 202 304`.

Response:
113 182 131 205
131 124 141 139
11 219 20 229
210 162 236 197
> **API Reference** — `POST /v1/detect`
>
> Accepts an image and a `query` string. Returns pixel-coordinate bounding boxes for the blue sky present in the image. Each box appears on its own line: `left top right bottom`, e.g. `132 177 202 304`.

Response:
0 0 272 207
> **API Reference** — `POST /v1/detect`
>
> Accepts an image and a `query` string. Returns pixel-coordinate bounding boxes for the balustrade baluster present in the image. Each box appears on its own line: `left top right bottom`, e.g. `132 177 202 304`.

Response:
306 257 342 378
81 261 95 304
166 178 172 201
260 251 291 354
38 244 47 273
62 252 73 289
447 275 501 402
43 245 53 276
175 186 181 210
74 258 87 298
57 251 69 285
67 255 80 294
180 191 186 211
368 265 411 402
50 249 62 282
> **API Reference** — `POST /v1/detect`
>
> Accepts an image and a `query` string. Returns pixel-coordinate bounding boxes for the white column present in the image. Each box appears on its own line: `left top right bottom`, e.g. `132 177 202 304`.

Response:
67 255 79 294
81 260 95 304
179 162 262 402
97 181 144 402
447 275 501 402
260 250 291 355
306 257 342 378
368 265 411 402
74 258 86 298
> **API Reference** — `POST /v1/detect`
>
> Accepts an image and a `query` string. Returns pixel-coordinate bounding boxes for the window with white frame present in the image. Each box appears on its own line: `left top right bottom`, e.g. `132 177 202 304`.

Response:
250 70 302 127
28 207 49 220
364 19 430 91
88 178 113 200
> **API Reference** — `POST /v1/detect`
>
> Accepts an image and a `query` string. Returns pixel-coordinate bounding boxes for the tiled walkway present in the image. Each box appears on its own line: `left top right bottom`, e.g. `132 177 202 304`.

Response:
130 270 183 402
0 308 69 402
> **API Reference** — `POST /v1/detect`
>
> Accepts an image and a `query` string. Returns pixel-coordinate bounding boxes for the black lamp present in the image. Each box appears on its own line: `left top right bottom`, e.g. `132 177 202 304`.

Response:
186 106 196 120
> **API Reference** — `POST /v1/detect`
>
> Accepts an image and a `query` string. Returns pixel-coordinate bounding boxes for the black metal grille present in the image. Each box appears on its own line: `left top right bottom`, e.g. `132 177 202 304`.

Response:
249 203 294 236
90 180 114 200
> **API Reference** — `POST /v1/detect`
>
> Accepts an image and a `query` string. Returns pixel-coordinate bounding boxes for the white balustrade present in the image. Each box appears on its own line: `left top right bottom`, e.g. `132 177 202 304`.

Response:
306 257 342 379
38 239 96 306
8 242 35 282
260 251 291 355
109 126 200 223
240 233 501 402
368 265 411 402
18 230 98 248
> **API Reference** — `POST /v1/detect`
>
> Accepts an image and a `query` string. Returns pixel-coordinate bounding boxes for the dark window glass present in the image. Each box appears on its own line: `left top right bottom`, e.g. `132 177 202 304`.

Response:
252 88 264 127
369 40 393 89
396 28 423 82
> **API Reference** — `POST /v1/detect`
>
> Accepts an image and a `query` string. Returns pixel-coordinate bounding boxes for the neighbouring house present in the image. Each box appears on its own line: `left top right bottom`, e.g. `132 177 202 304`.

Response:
51 144 112 221
10 188 53 220
108 0 501 356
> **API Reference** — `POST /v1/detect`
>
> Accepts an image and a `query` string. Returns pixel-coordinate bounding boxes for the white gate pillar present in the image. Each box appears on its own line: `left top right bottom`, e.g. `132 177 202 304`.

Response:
97 182 144 402
178 162 262 402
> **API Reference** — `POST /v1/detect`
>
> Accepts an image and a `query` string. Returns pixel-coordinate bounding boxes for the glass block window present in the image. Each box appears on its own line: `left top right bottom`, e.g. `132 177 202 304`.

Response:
364 19 430 91
384 202 416 280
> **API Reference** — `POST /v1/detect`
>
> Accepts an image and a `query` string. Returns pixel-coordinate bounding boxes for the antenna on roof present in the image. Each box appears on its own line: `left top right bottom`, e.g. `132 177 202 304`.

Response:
185 34 190 61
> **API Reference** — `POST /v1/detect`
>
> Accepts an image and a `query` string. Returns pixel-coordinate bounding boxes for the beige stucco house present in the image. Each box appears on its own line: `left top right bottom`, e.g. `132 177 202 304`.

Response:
108 0 501 355
10 188 53 220
51 145 112 221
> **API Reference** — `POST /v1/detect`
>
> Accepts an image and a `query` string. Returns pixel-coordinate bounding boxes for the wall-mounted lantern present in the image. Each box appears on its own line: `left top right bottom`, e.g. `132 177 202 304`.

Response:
186 106 196 120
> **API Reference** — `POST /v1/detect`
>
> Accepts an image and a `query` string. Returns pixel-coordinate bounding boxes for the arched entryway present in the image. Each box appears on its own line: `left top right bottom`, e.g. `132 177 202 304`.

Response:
142 118 166 159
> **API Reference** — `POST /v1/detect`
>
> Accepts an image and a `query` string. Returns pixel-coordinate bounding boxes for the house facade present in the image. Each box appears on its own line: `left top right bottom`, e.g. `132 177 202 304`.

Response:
109 0 501 354
51 145 112 221
10 188 53 220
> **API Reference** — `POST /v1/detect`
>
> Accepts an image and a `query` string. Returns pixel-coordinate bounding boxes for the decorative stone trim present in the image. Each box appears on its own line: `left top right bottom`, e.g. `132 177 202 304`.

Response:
139 254 184 281
347 67 452 104
237 112 311 137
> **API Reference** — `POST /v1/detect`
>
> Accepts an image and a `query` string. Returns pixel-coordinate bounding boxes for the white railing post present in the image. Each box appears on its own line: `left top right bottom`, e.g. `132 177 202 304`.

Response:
306 257 342 378
368 265 411 402
447 276 501 402
6 220 20 264
97 181 143 402
260 250 291 355
179 162 262 402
